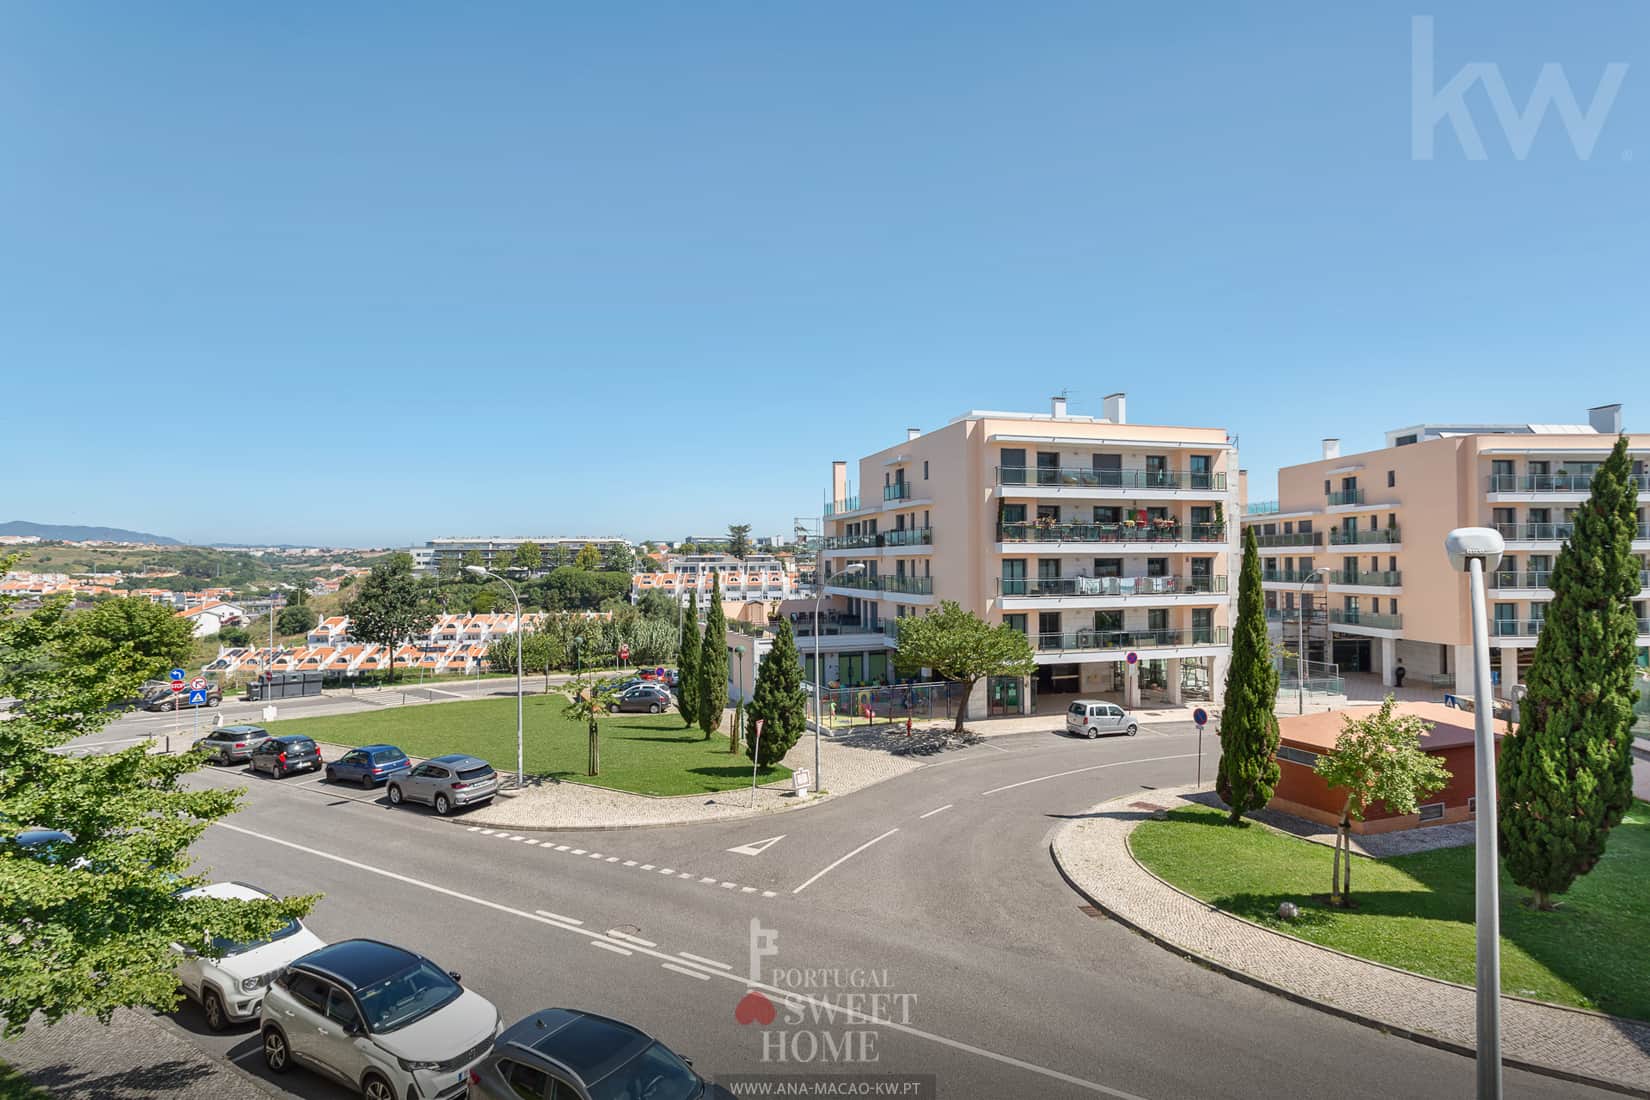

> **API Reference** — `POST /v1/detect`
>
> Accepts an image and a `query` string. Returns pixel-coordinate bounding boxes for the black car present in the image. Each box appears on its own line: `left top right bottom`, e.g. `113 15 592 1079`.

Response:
248 735 322 779
141 681 222 711
192 724 272 765
471 1008 730 1100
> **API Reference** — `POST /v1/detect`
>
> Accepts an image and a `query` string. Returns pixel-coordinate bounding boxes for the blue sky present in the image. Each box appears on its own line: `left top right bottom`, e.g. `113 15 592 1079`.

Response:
1 2 1642 547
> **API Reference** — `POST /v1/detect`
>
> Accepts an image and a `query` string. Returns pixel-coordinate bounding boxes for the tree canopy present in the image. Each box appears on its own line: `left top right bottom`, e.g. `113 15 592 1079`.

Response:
1216 527 1281 824
892 601 1036 732
727 524 753 561
697 576 729 738
346 553 437 683
748 619 807 766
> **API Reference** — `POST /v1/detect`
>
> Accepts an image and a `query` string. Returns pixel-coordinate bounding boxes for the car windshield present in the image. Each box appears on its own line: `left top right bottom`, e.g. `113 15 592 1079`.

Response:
354 960 461 1032
210 917 301 955
590 1042 701 1100
370 751 404 764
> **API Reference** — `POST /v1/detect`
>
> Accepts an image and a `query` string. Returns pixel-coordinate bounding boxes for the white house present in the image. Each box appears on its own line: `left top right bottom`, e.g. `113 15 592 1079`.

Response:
176 600 247 638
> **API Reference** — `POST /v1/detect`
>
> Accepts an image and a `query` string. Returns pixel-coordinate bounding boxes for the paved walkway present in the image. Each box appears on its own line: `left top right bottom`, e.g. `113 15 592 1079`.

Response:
2 1009 275 1099
1051 784 1650 1096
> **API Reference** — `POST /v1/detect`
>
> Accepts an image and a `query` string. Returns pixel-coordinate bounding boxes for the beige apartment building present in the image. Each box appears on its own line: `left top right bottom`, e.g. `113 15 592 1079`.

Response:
813 395 1238 716
1243 403 1650 697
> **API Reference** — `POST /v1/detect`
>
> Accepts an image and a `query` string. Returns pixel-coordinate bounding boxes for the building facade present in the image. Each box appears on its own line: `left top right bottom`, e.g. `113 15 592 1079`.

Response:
417 536 630 573
1242 403 1649 696
631 553 797 606
813 394 1238 715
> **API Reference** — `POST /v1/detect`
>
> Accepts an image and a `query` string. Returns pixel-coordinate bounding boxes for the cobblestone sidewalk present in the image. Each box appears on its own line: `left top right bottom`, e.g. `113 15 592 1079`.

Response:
1051 784 1650 1097
2 1009 276 1099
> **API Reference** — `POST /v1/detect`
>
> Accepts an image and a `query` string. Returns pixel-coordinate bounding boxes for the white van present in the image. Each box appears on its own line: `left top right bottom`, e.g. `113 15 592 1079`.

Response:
1065 700 1138 739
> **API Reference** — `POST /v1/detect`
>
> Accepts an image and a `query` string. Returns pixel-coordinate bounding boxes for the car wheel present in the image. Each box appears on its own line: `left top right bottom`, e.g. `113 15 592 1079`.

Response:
362 1072 397 1100
1126 724 1139 737
649 703 661 714
361 774 375 790
324 767 336 783
1085 727 1099 739
202 989 227 1032
387 784 403 805
433 793 451 816
262 1027 290 1074
208 697 220 708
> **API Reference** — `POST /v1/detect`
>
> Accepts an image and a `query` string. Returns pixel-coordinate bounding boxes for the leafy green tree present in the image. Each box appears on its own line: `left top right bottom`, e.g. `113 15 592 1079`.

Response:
727 524 753 561
677 592 700 728
698 576 728 738
600 543 635 574
0 556 315 1034
58 598 196 692
560 673 619 776
575 543 602 571
747 619 807 766
513 541 543 573
289 585 309 607
636 588 678 622
346 553 436 684
679 541 699 555
461 549 484 571
892 601 1036 732
1315 697 1451 905
1500 435 1642 909
337 575 355 589
218 625 251 647
276 604 313 636
470 588 500 614
1216 527 1281 824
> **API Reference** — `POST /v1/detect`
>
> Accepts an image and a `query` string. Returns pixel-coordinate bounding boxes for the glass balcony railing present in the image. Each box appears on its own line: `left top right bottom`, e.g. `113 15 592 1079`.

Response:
1499 521 1650 541
884 483 913 502
996 467 1227 491
1254 531 1321 547
997 522 1227 544
1246 500 1281 515
996 575 1227 598
1265 608 1326 625
1034 626 1230 653
1491 619 1543 637
820 528 933 551
1328 527 1402 545
824 497 860 516
1326 489 1366 506
824 572 934 596
1262 569 1322 584
1327 609 1403 630
1489 571 1553 590
824 571 878 591
792 620 891 638
1328 569 1402 587
819 533 881 551
1487 473 1650 494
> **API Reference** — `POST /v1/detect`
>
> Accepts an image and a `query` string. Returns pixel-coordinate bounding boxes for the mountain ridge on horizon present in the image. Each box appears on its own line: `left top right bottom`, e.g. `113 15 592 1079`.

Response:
0 520 182 545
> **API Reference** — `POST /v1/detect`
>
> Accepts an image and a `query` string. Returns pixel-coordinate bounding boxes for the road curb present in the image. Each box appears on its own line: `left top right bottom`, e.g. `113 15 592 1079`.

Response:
143 1011 292 1100
1048 802 1650 1099
448 790 835 833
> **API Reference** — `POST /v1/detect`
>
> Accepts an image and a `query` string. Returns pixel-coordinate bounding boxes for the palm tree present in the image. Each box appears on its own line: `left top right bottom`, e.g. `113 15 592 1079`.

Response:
561 674 620 776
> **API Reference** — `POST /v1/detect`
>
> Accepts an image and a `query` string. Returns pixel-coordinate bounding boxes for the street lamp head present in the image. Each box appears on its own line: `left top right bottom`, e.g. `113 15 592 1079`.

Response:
1444 527 1505 573
842 562 865 574
465 565 489 577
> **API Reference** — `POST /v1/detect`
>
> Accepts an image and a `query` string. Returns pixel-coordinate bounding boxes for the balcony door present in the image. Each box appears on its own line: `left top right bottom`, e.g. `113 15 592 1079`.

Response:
1036 451 1060 486
1001 559 1026 597
1493 603 1517 637
1189 454 1212 489
1000 448 1026 485
1145 455 1169 487
1192 608 1213 643
1037 612 1061 647
1093 453 1121 488
1189 557 1212 586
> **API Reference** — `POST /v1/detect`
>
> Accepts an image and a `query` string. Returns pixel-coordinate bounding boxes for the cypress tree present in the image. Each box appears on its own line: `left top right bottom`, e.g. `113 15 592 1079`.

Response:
748 619 808 766
1499 436 1641 909
698 576 729 738
1216 526 1281 824
676 591 700 728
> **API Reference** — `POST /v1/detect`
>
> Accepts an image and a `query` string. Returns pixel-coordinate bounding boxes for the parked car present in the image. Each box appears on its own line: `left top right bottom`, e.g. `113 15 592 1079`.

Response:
326 745 412 788
142 680 222 711
249 735 323 779
193 724 272 765
471 1008 730 1100
386 755 498 816
10 829 76 864
1064 700 1138 738
173 881 326 1031
260 938 500 1100
615 684 674 714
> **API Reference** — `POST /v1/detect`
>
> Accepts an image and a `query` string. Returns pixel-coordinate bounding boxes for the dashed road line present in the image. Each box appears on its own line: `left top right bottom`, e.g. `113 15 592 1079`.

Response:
591 941 632 957
466 824 784 900
535 910 583 926
662 962 711 981
979 753 1198 796
608 930 658 948
919 804 954 819
678 952 732 970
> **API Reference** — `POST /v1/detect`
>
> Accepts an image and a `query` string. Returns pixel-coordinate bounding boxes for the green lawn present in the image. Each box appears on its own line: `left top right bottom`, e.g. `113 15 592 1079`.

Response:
263 693 790 797
0 1063 48 1100
1129 800 1650 1020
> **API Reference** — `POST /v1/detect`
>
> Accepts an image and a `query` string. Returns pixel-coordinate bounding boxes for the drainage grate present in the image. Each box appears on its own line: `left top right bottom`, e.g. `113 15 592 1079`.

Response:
1078 906 1105 920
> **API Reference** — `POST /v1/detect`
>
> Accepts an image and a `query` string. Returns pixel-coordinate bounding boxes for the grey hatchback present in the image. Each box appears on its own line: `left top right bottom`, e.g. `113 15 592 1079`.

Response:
193 724 271 765
386 755 497 816
248 735 323 779
470 1008 729 1100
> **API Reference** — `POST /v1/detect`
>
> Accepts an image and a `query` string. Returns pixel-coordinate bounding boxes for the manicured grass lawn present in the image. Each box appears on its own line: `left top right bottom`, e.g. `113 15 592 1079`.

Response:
263 693 790 797
1129 800 1650 1020
0 1063 48 1100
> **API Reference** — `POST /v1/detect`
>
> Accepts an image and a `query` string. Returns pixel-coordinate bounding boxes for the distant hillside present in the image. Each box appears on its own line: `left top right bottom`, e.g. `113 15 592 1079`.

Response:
0 520 181 545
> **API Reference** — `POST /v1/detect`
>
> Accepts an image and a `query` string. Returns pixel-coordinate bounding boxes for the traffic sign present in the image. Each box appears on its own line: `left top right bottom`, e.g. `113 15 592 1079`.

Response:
190 677 207 691
1192 707 1208 727
1126 651 1139 665
618 644 630 661
169 680 185 693
169 668 186 681
187 689 208 706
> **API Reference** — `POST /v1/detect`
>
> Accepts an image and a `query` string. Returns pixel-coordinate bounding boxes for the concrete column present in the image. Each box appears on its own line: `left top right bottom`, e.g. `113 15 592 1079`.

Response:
1165 658 1183 705
965 676 988 724
1452 645 1475 696
1498 646 1519 697
1021 675 1034 715
1380 636 1397 688
1209 653 1229 701
1124 662 1142 708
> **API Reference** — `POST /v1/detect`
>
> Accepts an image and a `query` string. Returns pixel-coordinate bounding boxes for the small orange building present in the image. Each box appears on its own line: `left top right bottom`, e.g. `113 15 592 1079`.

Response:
1268 701 1510 833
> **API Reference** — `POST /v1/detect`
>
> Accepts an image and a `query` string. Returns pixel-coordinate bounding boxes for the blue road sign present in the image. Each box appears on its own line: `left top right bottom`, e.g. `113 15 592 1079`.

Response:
187 689 208 705
1193 707 1208 727
169 668 187 681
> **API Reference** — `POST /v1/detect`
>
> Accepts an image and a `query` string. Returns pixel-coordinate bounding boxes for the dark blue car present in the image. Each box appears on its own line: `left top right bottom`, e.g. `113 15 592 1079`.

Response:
324 744 412 788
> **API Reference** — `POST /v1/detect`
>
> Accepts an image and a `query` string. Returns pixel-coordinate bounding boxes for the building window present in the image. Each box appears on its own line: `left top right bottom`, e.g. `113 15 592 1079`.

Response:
1324 479 1331 494
1277 746 1318 767
1004 614 1027 635
1389 598 1398 615
1387 470 1396 487
1468 797 1476 814
1418 802 1445 822
923 461 929 481
1396 434 1417 446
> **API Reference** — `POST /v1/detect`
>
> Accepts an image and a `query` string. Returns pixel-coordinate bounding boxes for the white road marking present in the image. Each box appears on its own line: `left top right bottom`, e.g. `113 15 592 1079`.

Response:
623 860 638 867
534 910 583 926
792 828 900 895
919 804 954 819
678 872 694 879
979 753 1199 796
209 821 1145 1099
741 886 756 894
699 876 717 884
572 848 587 855
591 941 632 956
555 845 570 851
467 826 482 832
641 864 656 870
588 852 604 859
605 857 620 863
426 687 465 699
719 882 737 890
979 741 1015 754
525 839 540 846
659 867 675 875
480 829 497 835
661 962 711 981
608 930 658 948
508 835 524 842
727 834 786 856
677 952 732 970
761 891 777 898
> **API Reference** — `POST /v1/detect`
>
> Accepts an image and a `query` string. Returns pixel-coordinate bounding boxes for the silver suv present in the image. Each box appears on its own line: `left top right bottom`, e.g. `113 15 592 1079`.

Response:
386 755 498 816
261 939 499 1100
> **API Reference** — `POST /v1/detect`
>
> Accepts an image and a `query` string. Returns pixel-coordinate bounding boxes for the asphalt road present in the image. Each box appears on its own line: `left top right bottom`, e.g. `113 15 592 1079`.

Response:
169 723 1616 1100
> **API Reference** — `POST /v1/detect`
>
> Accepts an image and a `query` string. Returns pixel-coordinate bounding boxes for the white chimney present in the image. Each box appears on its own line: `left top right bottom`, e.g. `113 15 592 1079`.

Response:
1050 395 1067 418
1102 392 1126 424
1322 438 1340 460
1588 403 1623 435
906 427 921 441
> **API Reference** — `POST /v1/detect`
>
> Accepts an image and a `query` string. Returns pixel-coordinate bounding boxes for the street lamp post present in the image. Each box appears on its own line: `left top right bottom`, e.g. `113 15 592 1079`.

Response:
813 560 865 792
1445 526 1507 1100
467 566 524 791
1296 568 1325 715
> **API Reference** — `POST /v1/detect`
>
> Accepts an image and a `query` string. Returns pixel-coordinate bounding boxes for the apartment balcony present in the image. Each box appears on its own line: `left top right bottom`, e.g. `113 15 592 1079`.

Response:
881 527 934 549
1490 616 1650 643
1325 489 1366 507
1262 569 1321 584
1326 608 1403 634
819 532 881 551
1327 569 1402 588
1487 473 1650 498
1328 527 1402 547
996 521 1227 551
790 619 898 650
822 572 935 601
1265 607 1327 627
884 483 913 502
995 575 1227 608
1254 531 1322 548
820 528 934 555
995 466 1228 501
1489 570 1553 591
1246 500 1281 515
1497 521 1650 546
1033 625 1230 660
824 497 861 517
